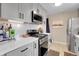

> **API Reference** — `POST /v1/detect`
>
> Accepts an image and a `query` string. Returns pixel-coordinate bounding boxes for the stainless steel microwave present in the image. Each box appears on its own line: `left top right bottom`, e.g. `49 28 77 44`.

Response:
31 11 42 23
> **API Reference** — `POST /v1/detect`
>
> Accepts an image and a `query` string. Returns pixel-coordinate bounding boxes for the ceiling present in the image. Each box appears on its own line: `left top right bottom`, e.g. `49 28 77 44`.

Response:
40 3 79 15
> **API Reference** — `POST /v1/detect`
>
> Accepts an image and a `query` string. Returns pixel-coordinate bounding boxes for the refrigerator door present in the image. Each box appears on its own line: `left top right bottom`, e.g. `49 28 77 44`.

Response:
67 18 75 52
67 18 79 52
71 18 79 34
67 19 71 51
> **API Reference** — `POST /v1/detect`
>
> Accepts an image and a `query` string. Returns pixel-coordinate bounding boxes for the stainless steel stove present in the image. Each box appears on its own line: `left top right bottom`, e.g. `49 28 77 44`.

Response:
31 34 47 39
27 30 48 56
31 34 48 56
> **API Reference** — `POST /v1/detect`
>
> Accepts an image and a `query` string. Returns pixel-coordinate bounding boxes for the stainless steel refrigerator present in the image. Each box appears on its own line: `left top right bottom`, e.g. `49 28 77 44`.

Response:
67 18 79 52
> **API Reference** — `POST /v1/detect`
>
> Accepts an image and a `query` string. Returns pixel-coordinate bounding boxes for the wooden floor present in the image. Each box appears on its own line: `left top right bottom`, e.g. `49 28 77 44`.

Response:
48 42 76 56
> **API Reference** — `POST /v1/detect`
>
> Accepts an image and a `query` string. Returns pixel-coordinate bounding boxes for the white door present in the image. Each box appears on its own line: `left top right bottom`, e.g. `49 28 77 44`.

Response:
22 3 33 22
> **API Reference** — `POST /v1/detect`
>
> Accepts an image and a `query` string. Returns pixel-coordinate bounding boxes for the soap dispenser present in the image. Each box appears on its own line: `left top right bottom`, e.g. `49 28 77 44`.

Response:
8 24 15 40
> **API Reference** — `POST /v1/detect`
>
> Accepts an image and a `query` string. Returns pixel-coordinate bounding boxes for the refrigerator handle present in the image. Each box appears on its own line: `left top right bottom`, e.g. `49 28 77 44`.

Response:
66 28 68 35
67 20 69 35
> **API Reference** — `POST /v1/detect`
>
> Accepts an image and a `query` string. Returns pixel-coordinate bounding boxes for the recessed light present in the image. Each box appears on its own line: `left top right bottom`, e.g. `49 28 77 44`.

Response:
54 3 62 6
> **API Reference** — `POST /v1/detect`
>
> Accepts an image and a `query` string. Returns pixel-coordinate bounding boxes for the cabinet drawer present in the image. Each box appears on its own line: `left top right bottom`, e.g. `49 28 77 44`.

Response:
6 43 33 56
74 41 79 54
74 46 79 55
75 39 79 48
75 37 79 43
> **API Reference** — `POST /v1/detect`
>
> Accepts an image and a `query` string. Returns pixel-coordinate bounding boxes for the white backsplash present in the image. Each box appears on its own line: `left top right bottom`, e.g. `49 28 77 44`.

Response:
11 23 39 37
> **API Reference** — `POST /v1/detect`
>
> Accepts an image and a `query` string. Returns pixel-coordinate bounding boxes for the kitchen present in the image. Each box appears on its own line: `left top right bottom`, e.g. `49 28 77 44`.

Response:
0 3 51 56
0 3 79 56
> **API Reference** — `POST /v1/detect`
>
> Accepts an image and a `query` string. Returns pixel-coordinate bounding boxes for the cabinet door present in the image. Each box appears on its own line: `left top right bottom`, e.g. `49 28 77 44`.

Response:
6 43 33 56
1 3 18 20
22 3 33 22
18 3 32 22
33 40 38 56
18 3 24 19
74 38 79 55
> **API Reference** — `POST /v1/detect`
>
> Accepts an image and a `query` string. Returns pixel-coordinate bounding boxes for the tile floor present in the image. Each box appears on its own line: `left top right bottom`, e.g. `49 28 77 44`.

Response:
48 42 76 56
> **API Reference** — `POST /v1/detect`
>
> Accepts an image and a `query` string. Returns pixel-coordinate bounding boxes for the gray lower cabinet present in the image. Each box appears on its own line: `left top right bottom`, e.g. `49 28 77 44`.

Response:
5 43 33 56
74 37 79 55
4 40 38 56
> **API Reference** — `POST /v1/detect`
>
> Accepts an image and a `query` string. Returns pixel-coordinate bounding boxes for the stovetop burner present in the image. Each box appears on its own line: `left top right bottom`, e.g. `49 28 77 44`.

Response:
31 34 47 39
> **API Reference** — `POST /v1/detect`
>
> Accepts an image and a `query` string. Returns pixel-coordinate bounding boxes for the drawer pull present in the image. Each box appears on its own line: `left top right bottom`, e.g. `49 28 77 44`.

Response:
21 48 28 52
75 42 76 46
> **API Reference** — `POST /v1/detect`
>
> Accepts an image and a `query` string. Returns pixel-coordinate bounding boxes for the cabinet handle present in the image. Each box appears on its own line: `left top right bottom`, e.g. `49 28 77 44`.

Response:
75 42 76 46
73 36 76 39
21 48 28 52
22 13 24 19
50 39 52 43
34 43 36 48
19 13 21 19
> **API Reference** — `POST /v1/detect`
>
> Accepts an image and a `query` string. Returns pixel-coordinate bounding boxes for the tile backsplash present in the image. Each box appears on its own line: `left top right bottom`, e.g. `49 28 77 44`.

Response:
11 23 39 37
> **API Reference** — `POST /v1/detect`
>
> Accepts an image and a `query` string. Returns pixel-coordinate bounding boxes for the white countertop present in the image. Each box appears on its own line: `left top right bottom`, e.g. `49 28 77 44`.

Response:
74 34 79 38
43 33 52 39
43 33 51 35
0 36 38 56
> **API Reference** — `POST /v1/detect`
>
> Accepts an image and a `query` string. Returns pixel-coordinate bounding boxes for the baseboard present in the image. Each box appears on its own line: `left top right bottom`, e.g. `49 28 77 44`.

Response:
53 41 67 46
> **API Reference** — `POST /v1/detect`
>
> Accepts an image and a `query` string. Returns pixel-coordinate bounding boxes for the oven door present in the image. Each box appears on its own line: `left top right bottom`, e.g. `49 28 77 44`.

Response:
40 41 48 56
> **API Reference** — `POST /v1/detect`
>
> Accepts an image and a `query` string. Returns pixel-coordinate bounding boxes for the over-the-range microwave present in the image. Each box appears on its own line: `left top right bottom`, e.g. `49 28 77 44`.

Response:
31 11 42 23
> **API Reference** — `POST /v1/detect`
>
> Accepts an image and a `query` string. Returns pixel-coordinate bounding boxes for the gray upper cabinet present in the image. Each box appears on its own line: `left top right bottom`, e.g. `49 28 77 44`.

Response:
1 3 18 20
18 3 24 19
19 3 33 22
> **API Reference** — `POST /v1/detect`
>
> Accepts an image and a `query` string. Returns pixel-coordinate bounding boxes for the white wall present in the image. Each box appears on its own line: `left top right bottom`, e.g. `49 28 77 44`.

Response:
49 10 78 45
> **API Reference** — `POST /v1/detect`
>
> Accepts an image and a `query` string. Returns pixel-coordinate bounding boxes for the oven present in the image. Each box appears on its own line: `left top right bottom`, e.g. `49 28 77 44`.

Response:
27 30 48 56
38 35 48 56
